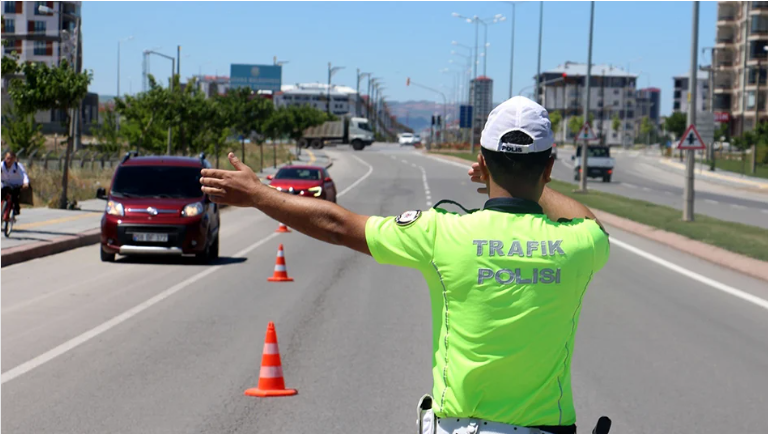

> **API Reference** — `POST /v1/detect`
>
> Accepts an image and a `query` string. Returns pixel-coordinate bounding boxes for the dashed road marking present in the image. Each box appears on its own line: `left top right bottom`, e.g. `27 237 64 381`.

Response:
704 199 719 205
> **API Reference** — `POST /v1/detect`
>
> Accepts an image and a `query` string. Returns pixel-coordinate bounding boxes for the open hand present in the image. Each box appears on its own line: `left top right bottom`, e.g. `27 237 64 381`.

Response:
200 153 263 207
468 153 489 195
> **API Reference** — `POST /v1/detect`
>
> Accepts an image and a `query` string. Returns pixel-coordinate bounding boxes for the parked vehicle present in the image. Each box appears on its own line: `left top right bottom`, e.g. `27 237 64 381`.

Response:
572 145 615 182
398 133 418 146
298 116 374 151
266 165 337 203
97 152 220 263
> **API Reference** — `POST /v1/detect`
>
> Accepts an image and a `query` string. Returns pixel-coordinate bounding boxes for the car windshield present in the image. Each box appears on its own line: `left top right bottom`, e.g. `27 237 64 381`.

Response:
110 166 203 199
401 133 413 138
357 121 372 131
274 168 321 180
576 147 610 158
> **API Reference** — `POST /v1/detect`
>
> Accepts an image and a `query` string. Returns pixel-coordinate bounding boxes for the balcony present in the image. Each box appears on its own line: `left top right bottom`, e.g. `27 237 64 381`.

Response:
717 36 736 47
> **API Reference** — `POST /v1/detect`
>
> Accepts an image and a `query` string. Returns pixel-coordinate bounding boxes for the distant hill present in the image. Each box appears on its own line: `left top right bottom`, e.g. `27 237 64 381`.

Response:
387 100 503 132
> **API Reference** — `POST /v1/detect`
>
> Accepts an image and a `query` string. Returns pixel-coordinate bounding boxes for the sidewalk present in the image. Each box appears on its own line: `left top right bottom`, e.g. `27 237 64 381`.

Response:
656 157 768 191
0 150 330 267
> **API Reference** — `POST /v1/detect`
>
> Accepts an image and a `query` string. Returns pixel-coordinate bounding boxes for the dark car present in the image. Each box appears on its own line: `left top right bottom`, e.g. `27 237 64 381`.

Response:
266 165 337 203
97 153 220 263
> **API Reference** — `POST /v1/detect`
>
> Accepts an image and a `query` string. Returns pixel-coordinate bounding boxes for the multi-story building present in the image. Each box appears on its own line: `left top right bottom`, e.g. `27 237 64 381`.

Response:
1 1 81 68
539 62 637 146
1 1 97 138
192 75 231 98
713 1 768 134
274 83 357 116
636 87 661 125
672 72 709 113
469 76 493 140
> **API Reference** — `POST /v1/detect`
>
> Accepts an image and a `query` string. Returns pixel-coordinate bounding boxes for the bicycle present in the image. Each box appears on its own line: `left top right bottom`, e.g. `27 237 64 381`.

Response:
2 187 18 237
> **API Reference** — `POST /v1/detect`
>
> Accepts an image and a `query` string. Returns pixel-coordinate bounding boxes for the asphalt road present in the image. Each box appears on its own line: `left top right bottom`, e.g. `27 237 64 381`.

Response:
555 148 768 229
3 143 768 434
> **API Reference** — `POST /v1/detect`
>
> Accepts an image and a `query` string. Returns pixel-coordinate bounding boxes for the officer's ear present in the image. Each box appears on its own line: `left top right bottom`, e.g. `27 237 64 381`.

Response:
542 156 555 184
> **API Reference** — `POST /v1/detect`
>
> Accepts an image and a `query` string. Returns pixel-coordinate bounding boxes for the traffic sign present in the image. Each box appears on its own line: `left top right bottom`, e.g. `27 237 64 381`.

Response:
575 123 599 141
676 124 706 150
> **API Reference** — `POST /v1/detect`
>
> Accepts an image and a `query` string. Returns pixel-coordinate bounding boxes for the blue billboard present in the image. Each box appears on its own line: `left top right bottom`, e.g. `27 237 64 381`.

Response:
460 105 473 129
230 64 282 92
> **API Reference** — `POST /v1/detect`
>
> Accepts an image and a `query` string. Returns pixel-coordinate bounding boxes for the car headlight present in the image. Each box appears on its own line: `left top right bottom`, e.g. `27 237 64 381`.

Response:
308 186 323 197
106 201 124 216
182 202 204 217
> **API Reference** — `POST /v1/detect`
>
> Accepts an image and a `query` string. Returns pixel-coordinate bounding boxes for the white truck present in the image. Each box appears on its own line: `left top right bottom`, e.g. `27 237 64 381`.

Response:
572 145 616 183
298 116 374 151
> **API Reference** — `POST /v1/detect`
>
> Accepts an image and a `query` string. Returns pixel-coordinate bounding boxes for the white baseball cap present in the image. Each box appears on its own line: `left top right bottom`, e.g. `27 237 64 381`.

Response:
480 96 554 154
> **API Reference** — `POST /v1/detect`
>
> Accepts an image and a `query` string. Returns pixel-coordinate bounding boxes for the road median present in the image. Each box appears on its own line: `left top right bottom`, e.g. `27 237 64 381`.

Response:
427 151 768 282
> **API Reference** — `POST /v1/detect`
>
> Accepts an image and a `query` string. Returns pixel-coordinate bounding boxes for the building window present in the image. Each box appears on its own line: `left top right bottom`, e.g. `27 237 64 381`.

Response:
4 18 15 33
4 1 16 14
613 100 619 106
33 40 46 56
34 1 46 15
613 89 619 95
33 20 45 33
673 102 681 110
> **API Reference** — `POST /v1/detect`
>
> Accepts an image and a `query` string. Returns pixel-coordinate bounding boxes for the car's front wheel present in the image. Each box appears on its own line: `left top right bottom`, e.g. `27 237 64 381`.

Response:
100 247 116 262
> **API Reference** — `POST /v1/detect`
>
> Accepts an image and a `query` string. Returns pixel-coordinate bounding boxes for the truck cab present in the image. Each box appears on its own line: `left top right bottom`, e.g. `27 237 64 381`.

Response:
572 145 616 183
349 117 374 149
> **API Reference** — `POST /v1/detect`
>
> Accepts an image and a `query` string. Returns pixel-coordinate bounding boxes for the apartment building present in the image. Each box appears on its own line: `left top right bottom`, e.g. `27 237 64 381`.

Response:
274 83 357 116
713 1 768 134
468 76 493 141
1 1 81 68
539 62 637 146
672 72 709 113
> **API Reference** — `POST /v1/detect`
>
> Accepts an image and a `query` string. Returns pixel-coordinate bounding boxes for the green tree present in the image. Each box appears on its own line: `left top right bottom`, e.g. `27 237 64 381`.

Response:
8 59 92 209
549 111 562 135
611 114 621 133
1 103 45 153
639 116 653 139
201 95 235 168
223 87 274 163
664 112 687 139
115 75 171 154
91 108 122 154
715 122 730 142
282 104 332 143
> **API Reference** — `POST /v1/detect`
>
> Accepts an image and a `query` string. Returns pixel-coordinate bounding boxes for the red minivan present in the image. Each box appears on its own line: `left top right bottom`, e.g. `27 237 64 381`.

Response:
97 153 220 263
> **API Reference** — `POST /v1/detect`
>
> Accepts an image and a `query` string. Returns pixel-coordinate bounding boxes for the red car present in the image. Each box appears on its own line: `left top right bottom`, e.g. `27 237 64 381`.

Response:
97 153 220 263
266 165 337 203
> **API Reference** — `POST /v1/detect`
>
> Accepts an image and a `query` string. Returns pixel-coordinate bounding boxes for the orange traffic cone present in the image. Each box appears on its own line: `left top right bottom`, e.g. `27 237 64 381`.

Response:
276 223 291 233
267 244 294 282
245 322 298 397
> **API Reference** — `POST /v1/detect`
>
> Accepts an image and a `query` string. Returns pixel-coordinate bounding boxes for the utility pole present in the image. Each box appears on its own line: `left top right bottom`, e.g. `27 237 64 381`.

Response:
327 62 332 115
578 1 595 192
535 1 544 103
683 1 699 222
509 2 516 99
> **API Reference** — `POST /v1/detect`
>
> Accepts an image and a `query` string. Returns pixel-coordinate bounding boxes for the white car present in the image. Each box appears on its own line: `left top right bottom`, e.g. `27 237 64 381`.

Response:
398 133 418 146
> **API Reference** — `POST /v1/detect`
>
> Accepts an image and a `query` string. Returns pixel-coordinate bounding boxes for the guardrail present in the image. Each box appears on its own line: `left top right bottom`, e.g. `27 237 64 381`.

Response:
2 148 123 171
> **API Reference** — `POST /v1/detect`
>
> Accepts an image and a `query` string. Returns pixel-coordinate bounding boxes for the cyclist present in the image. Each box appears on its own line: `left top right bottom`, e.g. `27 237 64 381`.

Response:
1 151 30 220
200 96 610 434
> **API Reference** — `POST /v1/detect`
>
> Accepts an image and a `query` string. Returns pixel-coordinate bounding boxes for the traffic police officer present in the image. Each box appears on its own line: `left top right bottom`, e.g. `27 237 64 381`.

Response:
200 96 610 434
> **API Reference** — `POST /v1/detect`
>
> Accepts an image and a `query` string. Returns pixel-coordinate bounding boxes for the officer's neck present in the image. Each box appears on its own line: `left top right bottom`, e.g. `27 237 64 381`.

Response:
488 182 543 203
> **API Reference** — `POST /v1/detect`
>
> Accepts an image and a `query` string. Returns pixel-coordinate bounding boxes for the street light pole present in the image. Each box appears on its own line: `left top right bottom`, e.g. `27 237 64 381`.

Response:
578 1 595 192
683 1 699 222
509 2 516 99
535 1 544 103
116 36 133 131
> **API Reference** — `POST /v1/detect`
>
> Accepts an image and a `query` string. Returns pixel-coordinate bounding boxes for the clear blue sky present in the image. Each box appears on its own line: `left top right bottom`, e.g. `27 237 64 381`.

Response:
83 1 716 116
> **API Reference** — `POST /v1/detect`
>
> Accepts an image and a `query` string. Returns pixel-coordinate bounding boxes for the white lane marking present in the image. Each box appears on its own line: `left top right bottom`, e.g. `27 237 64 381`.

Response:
642 187 652 192
762 209 768 214
705 199 719 205
411 163 418 168
664 191 673 196
622 183 638 189
730 204 746 209
1 154 375 385
419 165 432 208
401 159 409 164
612 238 768 312
561 160 575 170
426 153 768 311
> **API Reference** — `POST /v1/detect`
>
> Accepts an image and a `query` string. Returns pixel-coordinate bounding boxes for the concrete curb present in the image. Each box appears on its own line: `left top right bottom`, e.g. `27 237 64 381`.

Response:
2 228 101 268
426 152 768 282
0 155 334 268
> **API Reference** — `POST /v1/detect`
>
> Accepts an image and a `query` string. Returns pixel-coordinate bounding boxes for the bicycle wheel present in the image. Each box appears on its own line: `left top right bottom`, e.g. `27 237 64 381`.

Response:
2 201 11 238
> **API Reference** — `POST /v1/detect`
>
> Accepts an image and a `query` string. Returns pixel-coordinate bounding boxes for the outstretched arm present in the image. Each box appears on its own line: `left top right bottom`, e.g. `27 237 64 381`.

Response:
200 153 371 255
